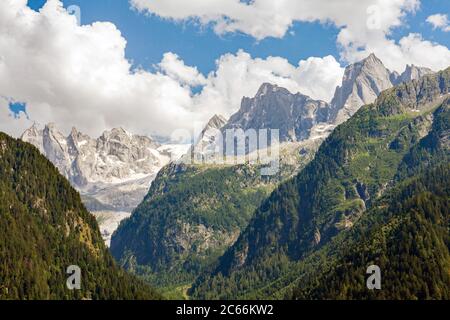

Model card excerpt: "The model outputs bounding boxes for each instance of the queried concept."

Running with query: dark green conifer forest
[0,132,161,300]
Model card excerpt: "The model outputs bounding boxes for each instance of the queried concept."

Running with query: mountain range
[21,124,189,245]
[191,67,449,299]
[9,52,448,300]
[329,55,433,125]
[110,54,443,298]
[220,54,432,150]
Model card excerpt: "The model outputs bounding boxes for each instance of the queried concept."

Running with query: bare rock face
[391,64,434,85]
[189,54,434,160]
[204,114,228,133]
[21,123,44,153]
[329,54,393,124]
[189,114,228,161]
[329,55,435,126]
[169,221,240,256]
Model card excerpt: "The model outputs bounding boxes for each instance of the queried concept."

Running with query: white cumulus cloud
[0,0,198,138]
[158,52,207,87]
[194,51,344,119]
[0,0,344,139]
[131,0,450,72]
[426,13,450,32]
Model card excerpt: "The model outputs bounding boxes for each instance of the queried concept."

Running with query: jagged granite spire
[21,122,44,153]
[391,64,434,85]
[329,53,393,124]
[203,114,227,134]
[187,114,228,161]
[223,83,329,143]
[329,54,435,125]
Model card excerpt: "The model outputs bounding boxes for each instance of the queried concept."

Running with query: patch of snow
[92,211,132,247]
[148,148,162,158]
[158,144,191,161]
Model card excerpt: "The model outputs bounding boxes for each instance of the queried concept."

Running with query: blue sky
[8,102,26,118]
[3,1,449,138]
[27,0,449,75]
[27,0,339,74]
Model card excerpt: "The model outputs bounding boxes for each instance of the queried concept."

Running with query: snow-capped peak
[21,123,185,212]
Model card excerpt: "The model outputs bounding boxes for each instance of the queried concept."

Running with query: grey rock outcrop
[329,55,435,125]
[329,53,393,124]
[391,64,434,85]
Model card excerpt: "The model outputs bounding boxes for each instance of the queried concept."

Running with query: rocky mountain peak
[187,114,227,162]
[329,53,393,124]
[70,126,78,137]
[343,53,385,79]
[21,123,183,213]
[27,122,40,132]
[255,83,288,97]
[44,123,66,139]
[204,114,227,132]
[223,83,329,144]
[101,127,130,142]
[328,53,436,126]
[41,124,72,173]
[192,55,435,156]
[45,122,57,130]
[405,64,433,77]
[21,122,44,153]
[375,68,449,116]
[364,52,382,64]
[21,122,40,139]
[392,64,434,85]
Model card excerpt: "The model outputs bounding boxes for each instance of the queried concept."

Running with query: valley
[1,0,449,303]
[3,52,448,301]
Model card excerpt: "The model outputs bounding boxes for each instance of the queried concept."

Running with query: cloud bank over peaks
[192,51,344,119]
[0,0,344,139]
